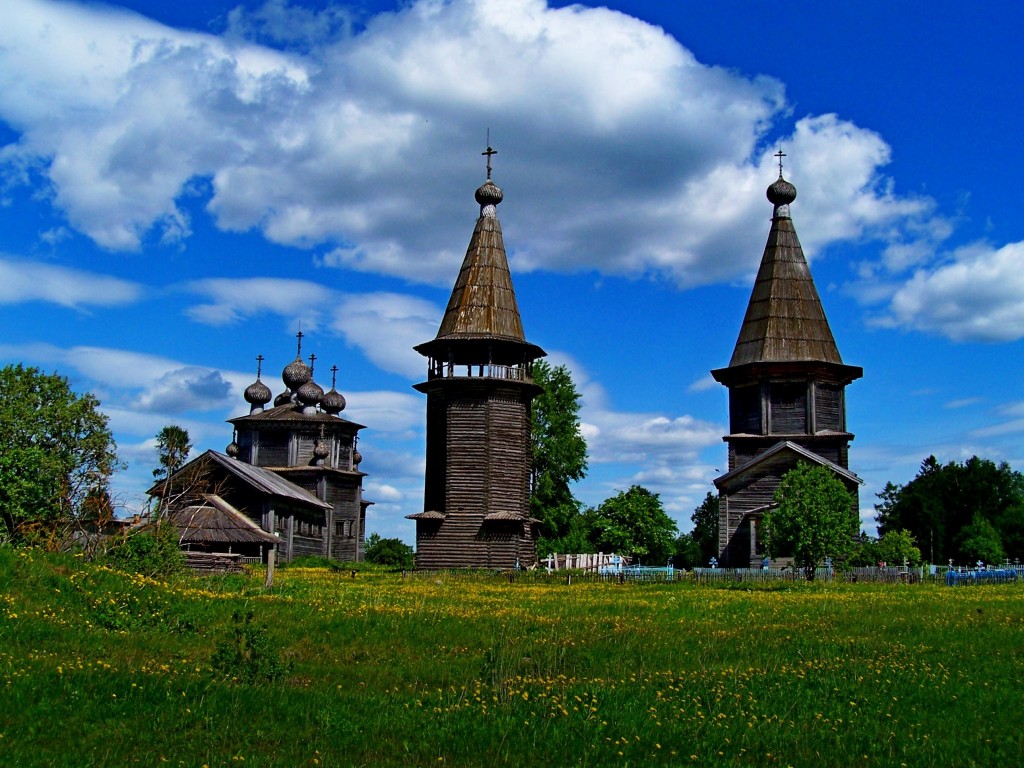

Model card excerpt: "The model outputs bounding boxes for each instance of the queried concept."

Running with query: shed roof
[168,495,279,546]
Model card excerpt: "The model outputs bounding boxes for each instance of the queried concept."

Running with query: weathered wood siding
[729,385,762,435]
[415,377,537,569]
[769,381,807,433]
[815,383,843,432]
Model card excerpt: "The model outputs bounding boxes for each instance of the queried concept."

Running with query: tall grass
[1,548,1021,767]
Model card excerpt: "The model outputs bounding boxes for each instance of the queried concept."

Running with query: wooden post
[264,547,275,588]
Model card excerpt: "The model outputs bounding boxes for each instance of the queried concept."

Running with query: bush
[364,533,414,568]
[104,522,185,577]
[211,610,291,684]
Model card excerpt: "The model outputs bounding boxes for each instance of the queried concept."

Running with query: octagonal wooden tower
[409,155,545,569]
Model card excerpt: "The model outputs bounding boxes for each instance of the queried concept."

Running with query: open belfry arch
[408,145,545,569]
[711,153,863,566]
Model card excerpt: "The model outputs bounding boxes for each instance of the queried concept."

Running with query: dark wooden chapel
[711,156,863,566]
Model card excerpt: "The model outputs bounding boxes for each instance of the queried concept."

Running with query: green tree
[530,360,588,551]
[689,492,719,564]
[875,529,922,567]
[0,365,120,546]
[672,532,702,569]
[955,515,1005,565]
[589,485,678,564]
[153,425,191,480]
[364,533,415,568]
[763,463,858,580]
[876,455,1024,562]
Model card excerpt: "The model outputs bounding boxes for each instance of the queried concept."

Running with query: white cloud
[0,0,942,291]
[184,277,335,326]
[184,278,440,378]
[0,256,142,307]
[876,241,1024,342]
[332,292,440,379]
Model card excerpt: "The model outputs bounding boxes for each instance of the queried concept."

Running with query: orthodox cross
[330,364,339,389]
[255,354,264,380]
[482,131,497,179]
[774,148,786,178]
[308,353,317,373]
[295,329,304,356]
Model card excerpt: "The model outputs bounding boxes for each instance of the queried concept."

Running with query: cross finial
[308,353,317,373]
[330,364,339,389]
[256,354,265,379]
[775,148,786,178]
[295,329,304,356]
[482,129,497,179]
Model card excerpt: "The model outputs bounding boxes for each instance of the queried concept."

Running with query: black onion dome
[767,176,797,206]
[274,390,292,407]
[226,440,240,458]
[296,378,324,408]
[321,388,346,415]
[244,379,272,407]
[313,438,330,462]
[282,356,312,390]
[475,179,503,208]
[353,450,362,467]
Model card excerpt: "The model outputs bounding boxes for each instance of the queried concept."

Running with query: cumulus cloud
[0,0,941,290]
[0,256,142,308]
[874,241,1024,342]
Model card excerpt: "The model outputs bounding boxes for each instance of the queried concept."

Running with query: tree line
[3,362,1023,574]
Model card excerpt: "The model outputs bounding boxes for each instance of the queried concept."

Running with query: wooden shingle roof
[728,184,844,367]
[168,495,280,546]
[416,177,544,364]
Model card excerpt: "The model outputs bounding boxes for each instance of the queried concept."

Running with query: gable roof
[714,440,863,490]
[149,450,331,512]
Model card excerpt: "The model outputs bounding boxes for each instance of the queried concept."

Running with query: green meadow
[1,549,1021,767]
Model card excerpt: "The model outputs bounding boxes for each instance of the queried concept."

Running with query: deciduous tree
[763,463,857,580]
[0,364,120,546]
[364,533,415,569]
[530,360,588,553]
[590,485,677,564]
[875,455,1024,562]
[689,492,719,564]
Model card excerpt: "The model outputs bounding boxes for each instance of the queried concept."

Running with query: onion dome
[296,378,323,412]
[767,176,797,207]
[353,449,362,467]
[274,389,293,407]
[321,388,346,415]
[475,178,503,208]
[244,355,272,414]
[766,148,797,217]
[321,365,346,415]
[226,430,240,458]
[282,356,312,391]
[282,330,313,391]
[313,436,330,466]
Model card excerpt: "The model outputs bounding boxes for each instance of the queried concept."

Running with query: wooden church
[407,149,545,569]
[151,336,370,563]
[711,156,863,566]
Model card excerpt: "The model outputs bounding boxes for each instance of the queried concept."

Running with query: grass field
[1,548,1021,767]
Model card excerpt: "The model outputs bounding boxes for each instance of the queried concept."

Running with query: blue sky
[3,0,1023,544]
